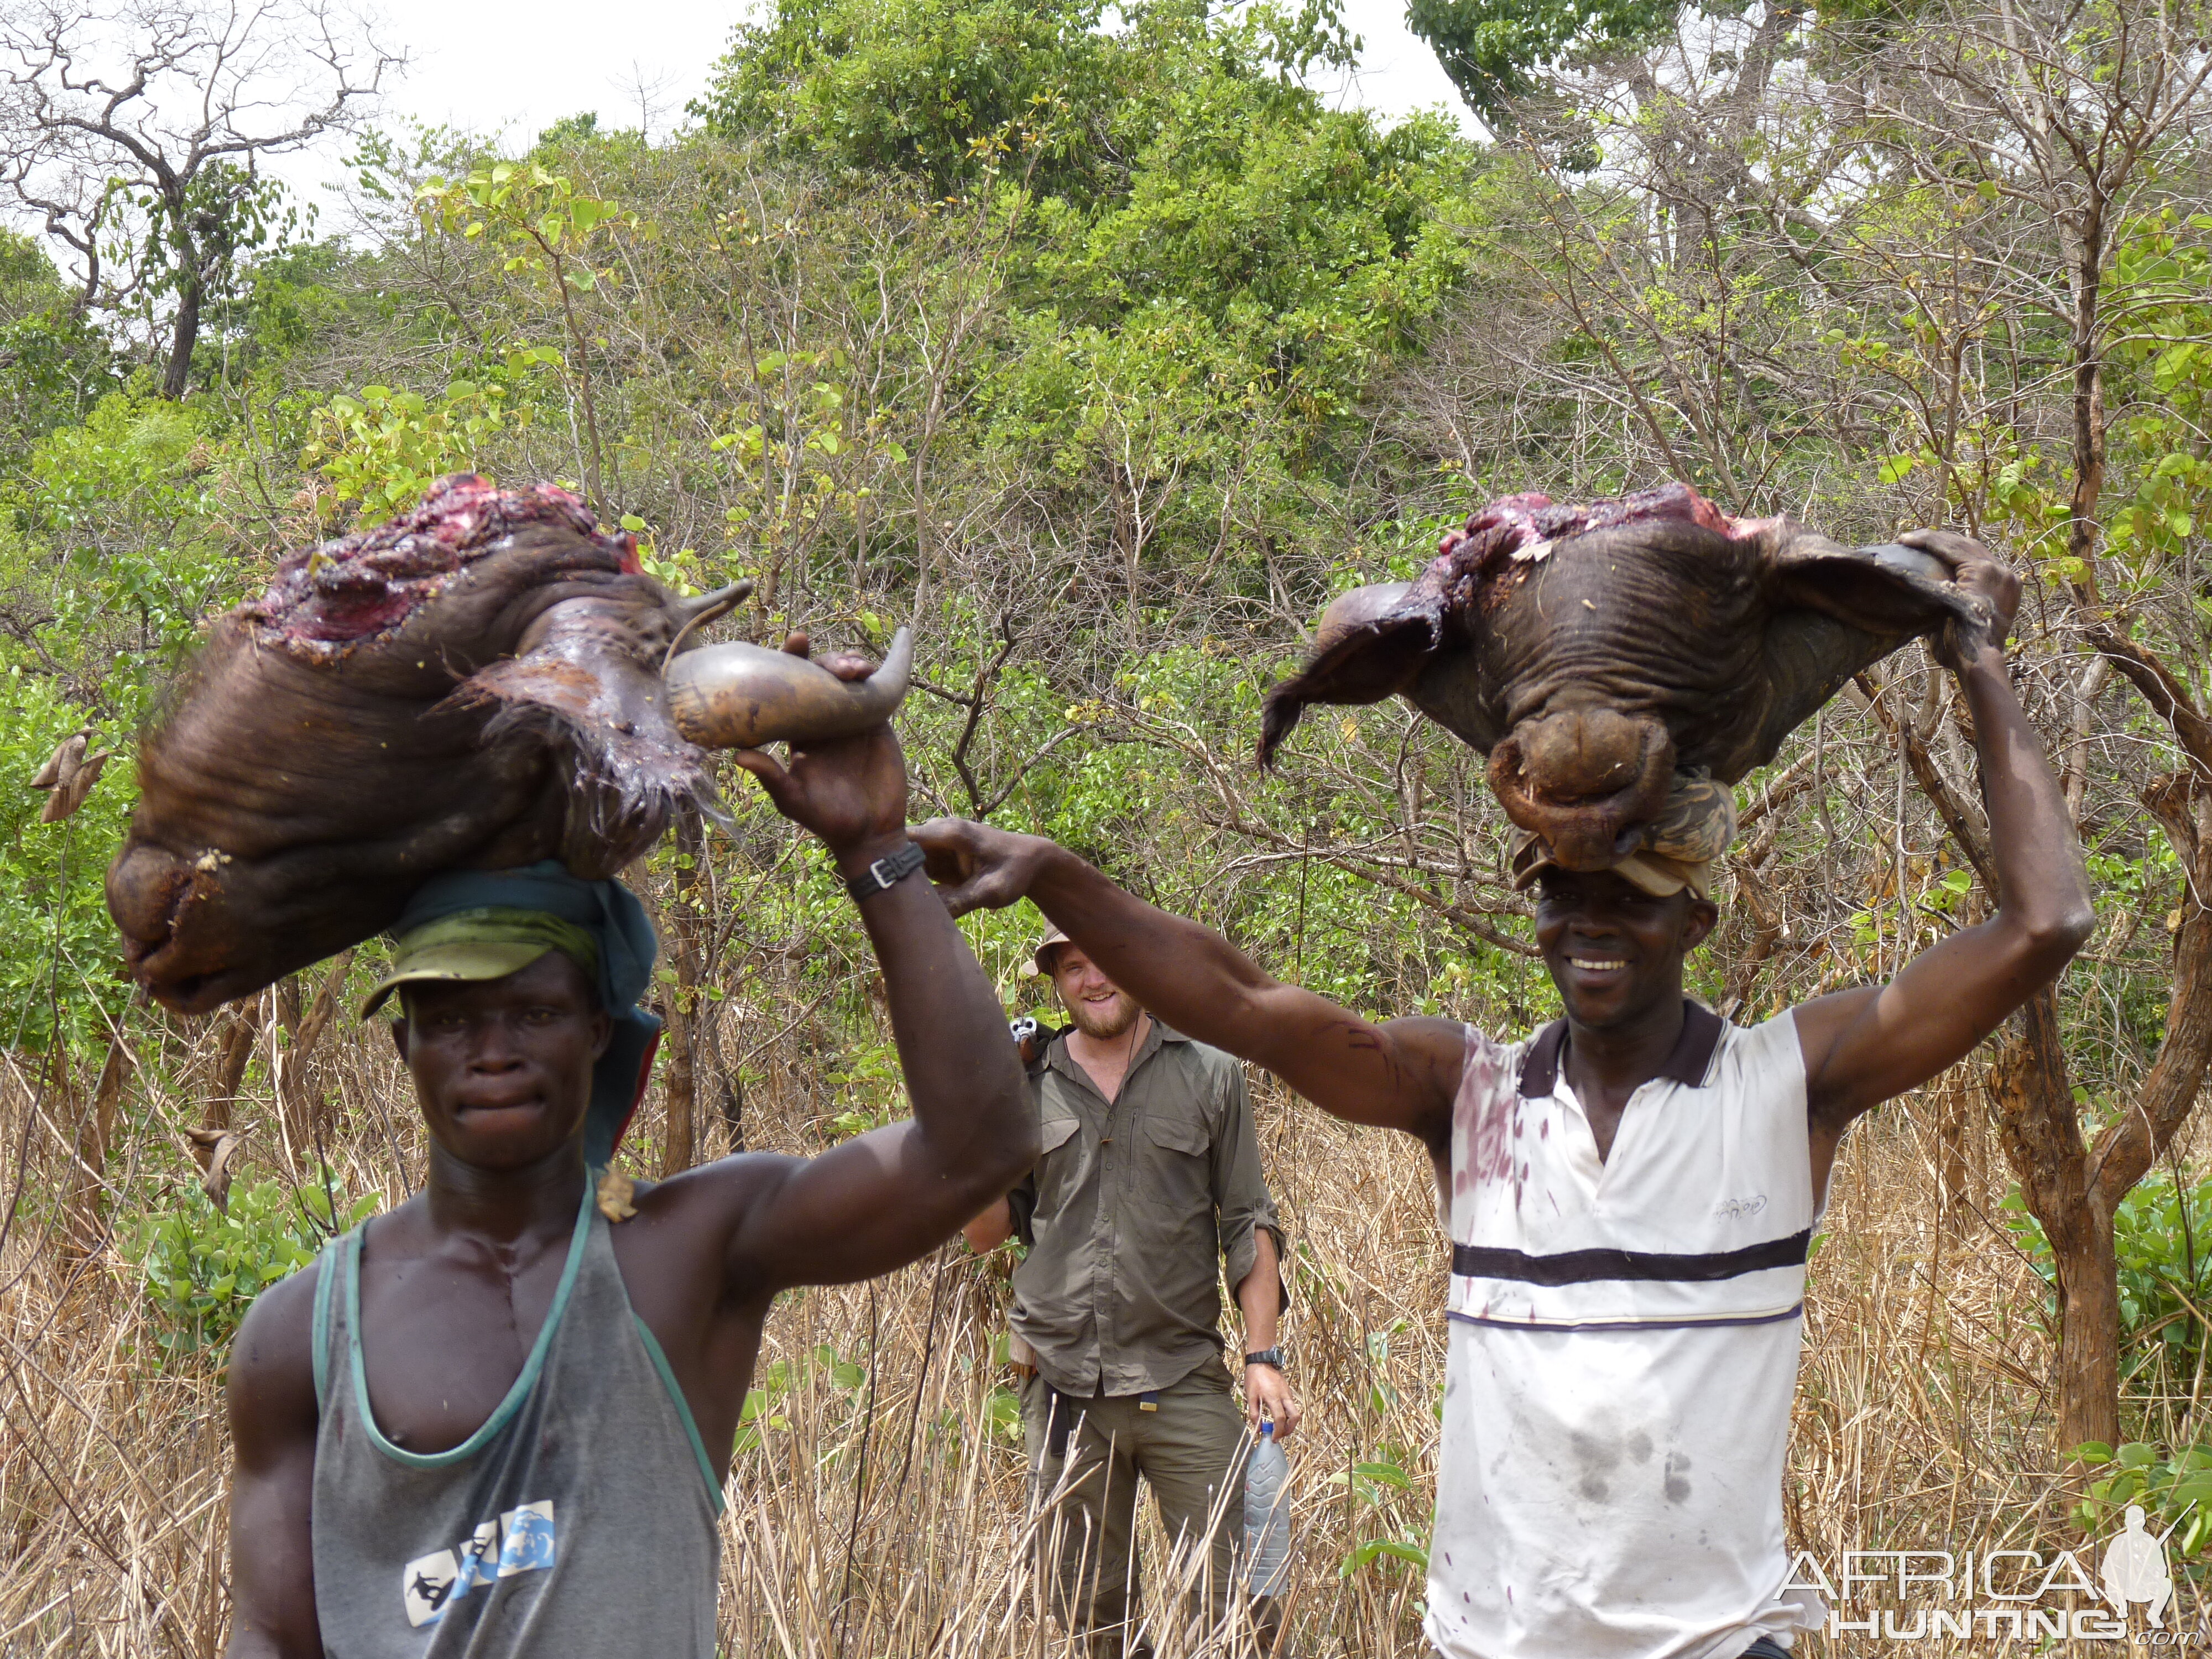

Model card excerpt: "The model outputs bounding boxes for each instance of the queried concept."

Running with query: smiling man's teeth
[1569,958,1627,971]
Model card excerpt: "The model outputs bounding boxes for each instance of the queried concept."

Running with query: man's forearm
[1235,1227,1282,1350]
[1234,1227,1299,1433]
[1026,846,1284,1061]
[919,815,1464,1138]
[1958,646,2094,946]
[844,843,1034,1192]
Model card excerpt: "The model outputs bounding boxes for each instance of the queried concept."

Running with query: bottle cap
[1260,1421,1274,1437]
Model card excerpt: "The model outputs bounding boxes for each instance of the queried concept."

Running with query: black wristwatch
[1244,1348,1286,1371]
[844,841,926,904]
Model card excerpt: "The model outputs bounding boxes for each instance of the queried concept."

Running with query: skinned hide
[108,475,904,1014]
[1259,484,1996,869]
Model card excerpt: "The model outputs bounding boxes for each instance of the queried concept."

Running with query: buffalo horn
[661,578,757,668]
[663,627,914,749]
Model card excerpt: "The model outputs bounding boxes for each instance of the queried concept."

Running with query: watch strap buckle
[844,839,926,903]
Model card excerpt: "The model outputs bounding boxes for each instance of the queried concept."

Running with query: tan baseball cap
[359,908,601,1017]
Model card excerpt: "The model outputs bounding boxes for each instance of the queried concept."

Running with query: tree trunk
[2047,772,2212,1455]
[720,1062,745,1151]
[1987,987,2120,1455]
[2064,203,2107,602]
[208,1000,262,1131]
[660,814,708,1178]
[161,265,202,400]
[2048,1186,2123,1455]
[661,994,696,1178]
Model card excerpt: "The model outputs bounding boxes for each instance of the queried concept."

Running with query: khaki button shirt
[1008,1021,1282,1399]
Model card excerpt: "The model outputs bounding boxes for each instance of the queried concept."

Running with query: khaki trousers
[1024,1360,1248,1658]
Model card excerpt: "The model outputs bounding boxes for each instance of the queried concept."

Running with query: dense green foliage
[2,0,2210,1477]
[0,664,135,1052]
[1405,0,1673,129]
[2009,1175,2212,1395]
[701,0,1475,597]
[2077,1442,2212,1558]
[0,231,115,467]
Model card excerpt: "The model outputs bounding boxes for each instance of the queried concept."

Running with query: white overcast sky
[269,0,1466,209]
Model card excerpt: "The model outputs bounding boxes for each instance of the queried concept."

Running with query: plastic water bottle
[1244,1421,1292,1597]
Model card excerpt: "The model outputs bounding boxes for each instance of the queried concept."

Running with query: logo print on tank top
[402,1500,558,1626]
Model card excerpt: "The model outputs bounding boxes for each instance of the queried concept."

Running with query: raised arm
[225,1270,322,1658]
[718,650,1035,1294]
[1793,534,2094,1153]
[912,821,1465,1149]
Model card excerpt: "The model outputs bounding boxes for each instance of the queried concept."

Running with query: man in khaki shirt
[967,927,1297,1658]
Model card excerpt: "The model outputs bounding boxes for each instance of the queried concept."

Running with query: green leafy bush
[983,1381,1023,1443]
[0,667,135,1054]
[1332,1449,1426,1578]
[732,1341,869,1454]
[125,1177,378,1364]
[2006,1174,2212,1390]
[2075,1442,2212,1559]
[302,372,534,524]
[5,384,242,718]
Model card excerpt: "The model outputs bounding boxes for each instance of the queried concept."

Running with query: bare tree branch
[0,0,400,394]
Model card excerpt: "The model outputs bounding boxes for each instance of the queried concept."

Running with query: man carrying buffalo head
[221,655,1036,1658]
[917,535,2091,1659]
[967,926,1295,1657]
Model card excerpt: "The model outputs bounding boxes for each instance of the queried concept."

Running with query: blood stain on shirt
[1455,1035,1516,1186]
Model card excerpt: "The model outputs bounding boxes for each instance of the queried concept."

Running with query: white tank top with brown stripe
[1424,1005,1827,1659]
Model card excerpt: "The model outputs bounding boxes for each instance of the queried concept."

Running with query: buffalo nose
[1488,708,1676,872]
[1517,708,1655,798]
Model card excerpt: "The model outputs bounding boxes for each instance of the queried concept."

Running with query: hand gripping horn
[662,623,915,749]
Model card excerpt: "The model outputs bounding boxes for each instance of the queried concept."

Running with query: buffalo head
[1260,484,1996,868]
[109,474,910,1013]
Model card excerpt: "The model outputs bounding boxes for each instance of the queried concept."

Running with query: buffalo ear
[443,593,714,875]
[1769,531,1987,637]
[1739,531,1995,774]
[1258,582,1434,766]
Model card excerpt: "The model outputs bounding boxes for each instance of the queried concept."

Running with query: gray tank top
[309,1177,723,1656]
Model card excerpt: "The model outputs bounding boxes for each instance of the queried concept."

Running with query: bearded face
[1049,945,1141,1040]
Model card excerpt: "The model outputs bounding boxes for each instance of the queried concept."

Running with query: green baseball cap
[359,907,602,1018]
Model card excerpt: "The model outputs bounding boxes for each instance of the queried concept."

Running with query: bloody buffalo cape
[1259,484,1996,870]
[108,476,723,1013]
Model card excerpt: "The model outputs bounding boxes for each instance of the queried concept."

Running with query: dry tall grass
[0,989,2188,1656]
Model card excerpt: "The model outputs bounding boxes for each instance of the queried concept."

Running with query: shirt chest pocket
[1032,1110,1084,1210]
[1039,1112,1081,1157]
[1135,1110,1212,1215]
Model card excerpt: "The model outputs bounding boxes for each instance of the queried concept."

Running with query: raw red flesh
[242,474,643,661]
[1431,482,1748,594]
